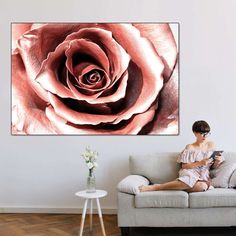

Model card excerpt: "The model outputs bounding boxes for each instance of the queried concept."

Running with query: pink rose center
[86,70,101,83]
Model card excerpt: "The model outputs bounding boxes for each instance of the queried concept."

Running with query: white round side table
[75,190,107,236]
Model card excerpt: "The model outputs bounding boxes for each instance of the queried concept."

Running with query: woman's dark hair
[192,120,210,133]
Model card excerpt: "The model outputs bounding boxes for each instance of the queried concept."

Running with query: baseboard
[0,207,117,214]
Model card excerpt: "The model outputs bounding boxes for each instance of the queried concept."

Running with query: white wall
[0,0,236,213]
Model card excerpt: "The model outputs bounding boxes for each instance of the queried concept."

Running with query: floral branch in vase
[81,146,98,192]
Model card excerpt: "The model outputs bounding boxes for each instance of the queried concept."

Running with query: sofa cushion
[135,190,189,208]
[189,188,236,208]
[210,158,236,188]
[129,153,180,184]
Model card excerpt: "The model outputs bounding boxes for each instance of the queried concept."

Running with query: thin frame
[11,22,179,136]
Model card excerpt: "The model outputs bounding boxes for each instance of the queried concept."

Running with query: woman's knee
[194,182,208,192]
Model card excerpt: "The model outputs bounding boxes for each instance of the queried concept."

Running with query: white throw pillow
[117,175,149,195]
[211,162,236,188]
[229,170,236,188]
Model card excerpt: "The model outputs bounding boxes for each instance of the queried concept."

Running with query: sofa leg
[120,227,130,236]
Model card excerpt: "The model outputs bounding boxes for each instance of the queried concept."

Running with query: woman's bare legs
[186,181,208,192]
[139,180,189,192]
[139,181,209,192]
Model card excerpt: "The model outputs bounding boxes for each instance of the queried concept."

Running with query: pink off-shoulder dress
[177,149,214,188]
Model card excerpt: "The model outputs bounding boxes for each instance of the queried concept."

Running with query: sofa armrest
[229,169,236,188]
[117,175,149,195]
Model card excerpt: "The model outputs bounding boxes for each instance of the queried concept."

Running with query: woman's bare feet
[139,184,160,192]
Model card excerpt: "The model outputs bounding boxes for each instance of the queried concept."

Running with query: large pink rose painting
[12,23,179,135]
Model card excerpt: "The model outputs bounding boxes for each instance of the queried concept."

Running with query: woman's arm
[182,157,213,169]
[182,162,201,169]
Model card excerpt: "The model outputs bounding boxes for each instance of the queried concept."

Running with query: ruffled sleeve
[177,149,197,163]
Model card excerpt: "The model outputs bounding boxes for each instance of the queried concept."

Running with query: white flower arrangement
[81,146,98,170]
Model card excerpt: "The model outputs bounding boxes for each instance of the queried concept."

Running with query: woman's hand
[199,157,214,166]
[215,155,224,163]
[211,155,225,169]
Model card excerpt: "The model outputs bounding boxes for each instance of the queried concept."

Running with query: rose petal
[12,106,60,134]
[133,23,178,80]
[65,27,130,82]
[12,53,46,110]
[149,61,179,134]
[50,24,163,125]
[97,70,129,102]
[12,23,32,51]
[12,53,58,134]
[58,99,113,115]
[35,30,125,100]
[66,72,104,99]
[30,24,47,30]
[35,41,75,99]
[17,24,86,78]
[79,72,105,89]
[74,63,100,79]
[76,65,108,89]
[69,63,109,91]
[73,75,109,94]
[65,39,110,77]
[104,24,164,124]
[46,104,156,134]
[67,70,128,104]
[48,93,117,125]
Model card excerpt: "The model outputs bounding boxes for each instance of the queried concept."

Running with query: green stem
[89,168,93,177]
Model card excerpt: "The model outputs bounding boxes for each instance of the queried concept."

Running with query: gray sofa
[117,152,236,236]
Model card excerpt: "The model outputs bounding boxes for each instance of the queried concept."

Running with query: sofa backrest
[129,152,181,184]
[129,152,236,184]
[223,152,236,162]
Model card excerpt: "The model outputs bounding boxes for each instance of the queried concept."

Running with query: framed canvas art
[11,23,179,135]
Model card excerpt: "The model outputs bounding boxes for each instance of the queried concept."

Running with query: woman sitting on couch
[139,120,224,193]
